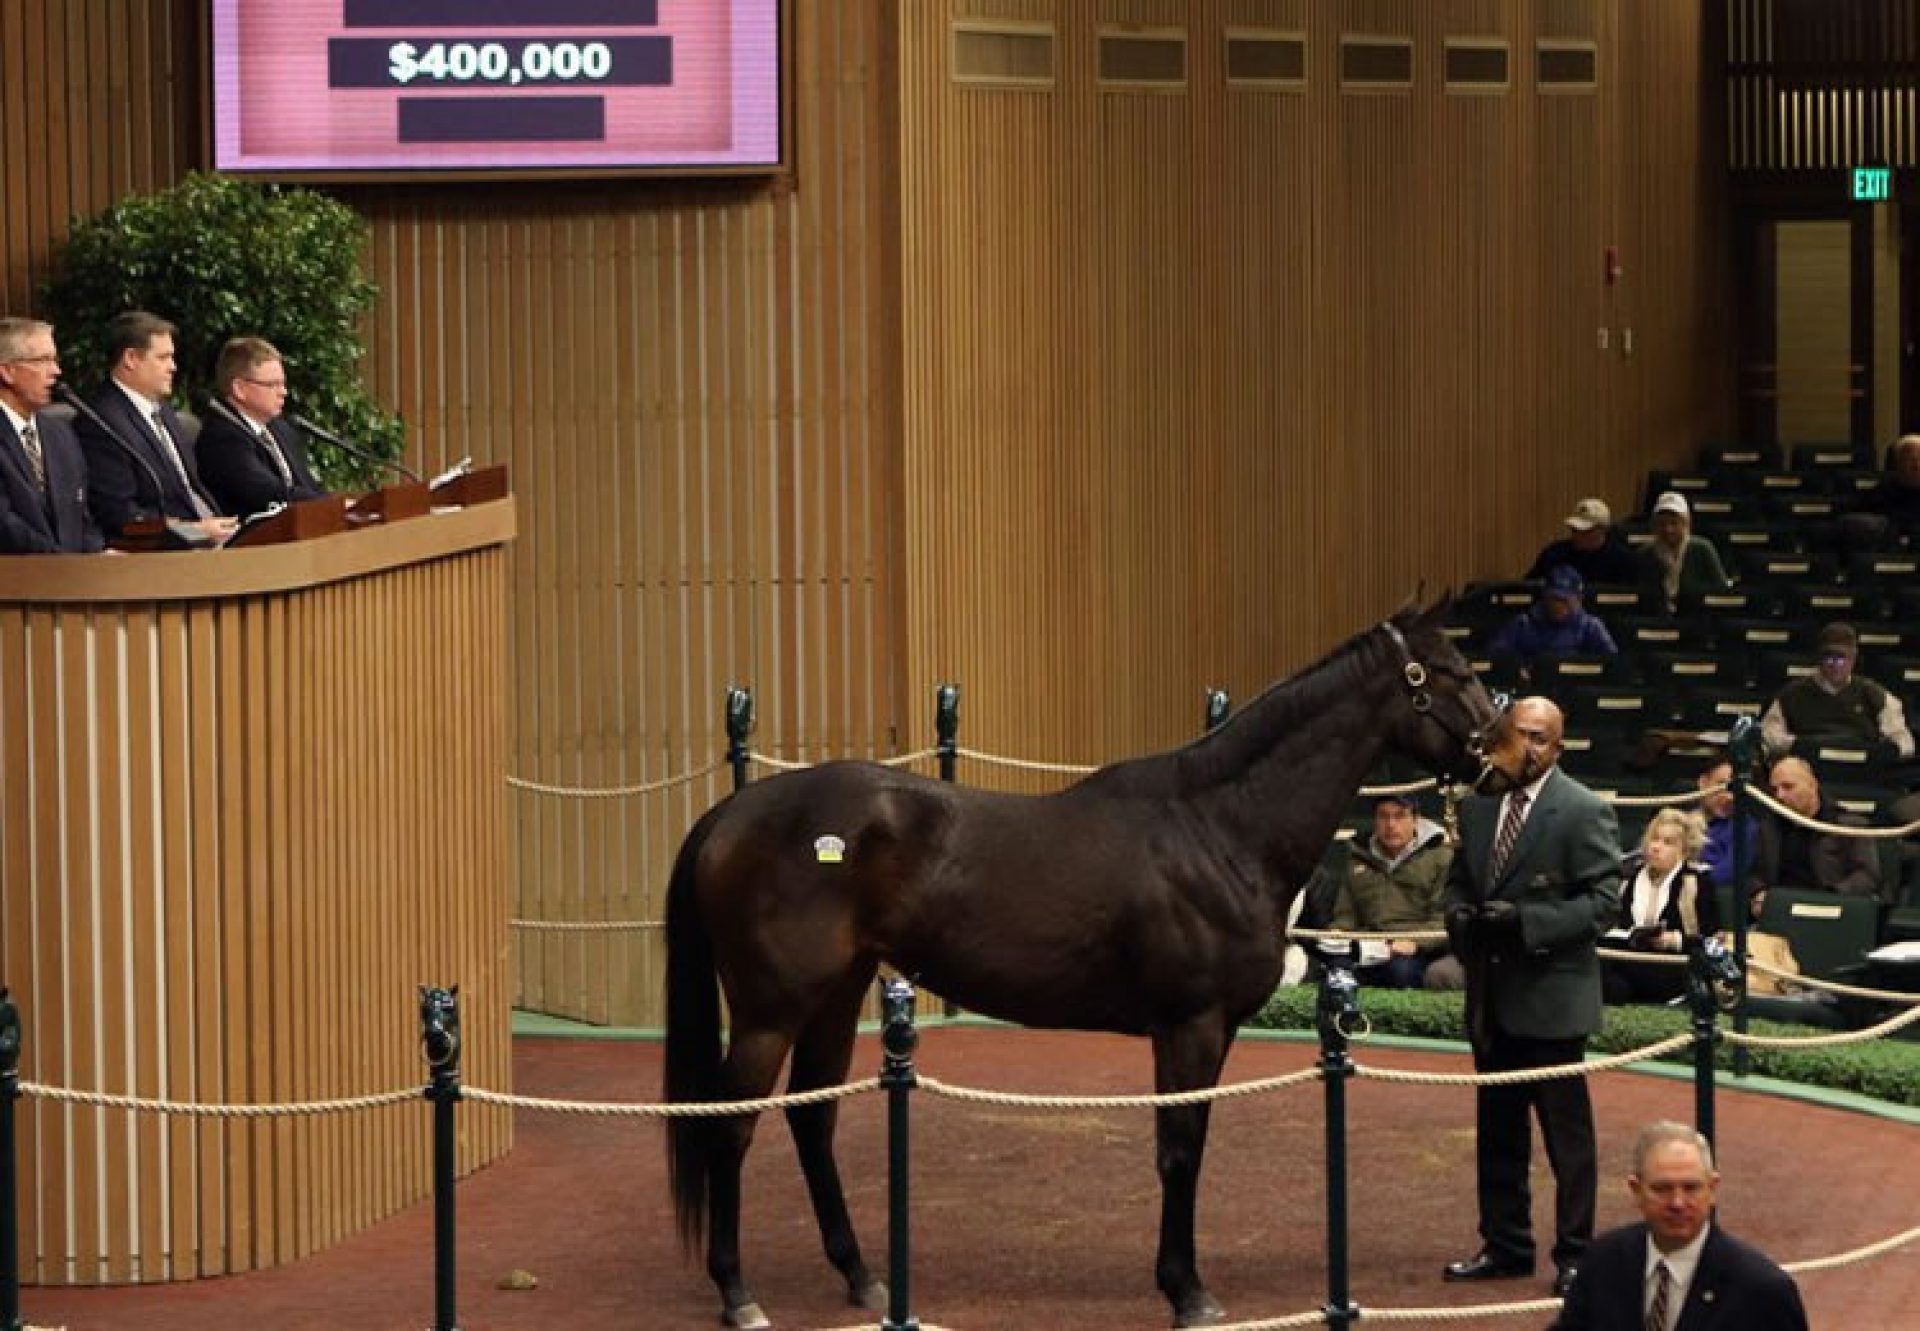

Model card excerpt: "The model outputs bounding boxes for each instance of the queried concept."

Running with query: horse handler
[1440,696,1621,1299]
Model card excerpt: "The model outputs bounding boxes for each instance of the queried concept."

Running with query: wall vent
[1225,28,1306,90]
[1444,39,1509,94]
[1098,27,1187,90]
[953,20,1055,88]
[1537,40,1598,93]
[1340,35,1413,92]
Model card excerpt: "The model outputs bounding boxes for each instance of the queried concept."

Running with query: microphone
[52,383,212,549]
[284,410,422,484]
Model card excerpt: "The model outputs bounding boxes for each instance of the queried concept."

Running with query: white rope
[1608,785,1715,809]
[1356,1034,1695,1087]
[1781,1223,1920,1274]
[748,752,812,772]
[1745,958,1920,1004]
[916,1066,1323,1112]
[510,917,664,932]
[505,758,725,798]
[21,1083,420,1118]
[1743,784,1920,839]
[1343,1295,1566,1322]
[461,1079,880,1117]
[749,747,942,773]
[1724,997,1920,1048]
[953,746,1097,776]
[1358,776,1440,798]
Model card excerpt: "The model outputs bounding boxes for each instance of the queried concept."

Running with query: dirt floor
[20,1026,1919,1330]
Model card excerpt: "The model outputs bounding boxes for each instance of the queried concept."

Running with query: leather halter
[1378,620,1505,775]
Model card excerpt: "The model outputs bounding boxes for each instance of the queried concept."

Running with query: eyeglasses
[4,354,59,367]
[1820,652,1852,665]
[242,377,288,391]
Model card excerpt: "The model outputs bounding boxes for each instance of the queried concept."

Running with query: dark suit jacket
[1554,1222,1808,1330]
[1752,800,1881,904]
[194,401,327,516]
[1444,767,1622,1042]
[75,385,223,533]
[0,411,105,554]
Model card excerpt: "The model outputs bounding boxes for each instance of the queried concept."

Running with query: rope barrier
[1355,1034,1695,1087]
[1743,784,1920,839]
[1724,997,1920,1049]
[1745,958,1920,1004]
[916,1067,1324,1112]
[953,746,1097,776]
[504,758,726,798]
[1781,1223,1920,1274]
[510,918,664,932]
[20,1083,419,1117]
[461,1079,879,1117]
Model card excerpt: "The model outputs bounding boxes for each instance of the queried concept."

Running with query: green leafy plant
[1254,984,1920,1106]
[41,171,402,488]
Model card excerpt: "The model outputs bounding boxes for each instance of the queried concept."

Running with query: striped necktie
[1488,789,1529,881]
[258,424,294,485]
[1645,1259,1670,1331]
[149,408,215,519]
[18,420,45,491]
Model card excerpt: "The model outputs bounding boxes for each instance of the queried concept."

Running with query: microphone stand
[52,384,212,551]
[279,406,422,485]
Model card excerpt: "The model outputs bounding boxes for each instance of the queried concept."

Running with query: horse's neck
[1185,655,1397,895]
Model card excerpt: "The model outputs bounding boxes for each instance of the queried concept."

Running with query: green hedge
[1252,985,1920,1108]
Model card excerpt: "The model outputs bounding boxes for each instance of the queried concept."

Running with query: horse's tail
[663,802,726,1256]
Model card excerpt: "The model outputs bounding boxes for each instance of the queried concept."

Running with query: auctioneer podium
[0,477,515,1284]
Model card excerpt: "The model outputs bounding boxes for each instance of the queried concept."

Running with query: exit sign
[1853,166,1891,201]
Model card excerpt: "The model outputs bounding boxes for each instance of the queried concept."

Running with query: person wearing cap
[1759,622,1914,769]
[1485,565,1619,675]
[1326,792,1459,990]
[1524,496,1639,588]
[1633,490,1729,612]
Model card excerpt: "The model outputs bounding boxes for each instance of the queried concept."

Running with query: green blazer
[1445,768,1622,1041]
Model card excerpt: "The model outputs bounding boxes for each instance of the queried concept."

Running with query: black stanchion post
[1683,938,1736,1150]
[0,989,22,1331]
[1726,716,1760,1080]
[420,985,464,1331]
[935,685,959,784]
[879,978,920,1331]
[1202,688,1230,734]
[725,687,754,792]
[1315,954,1362,1330]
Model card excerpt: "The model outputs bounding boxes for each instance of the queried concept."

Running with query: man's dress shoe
[1442,1251,1535,1282]
[1552,1264,1579,1297]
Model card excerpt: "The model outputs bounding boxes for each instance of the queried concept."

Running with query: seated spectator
[1835,433,1920,552]
[1695,757,1756,893]
[1326,793,1459,990]
[1759,621,1914,769]
[1602,808,1718,1006]
[1484,566,1619,675]
[1525,496,1640,587]
[1634,491,1730,612]
[1748,755,1881,920]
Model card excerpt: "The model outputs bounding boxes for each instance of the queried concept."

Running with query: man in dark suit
[75,310,236,544]
[195,336,328,516]
[1441,695,1621,1298]
[0,316,105,554]
[1554,1121,1808,1330]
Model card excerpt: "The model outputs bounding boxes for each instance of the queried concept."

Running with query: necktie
[1645,1259,1671,1331]
[258,425,294,486]
[149,408,215,519]
[1488,789,1530,882]
[18,420,45,491]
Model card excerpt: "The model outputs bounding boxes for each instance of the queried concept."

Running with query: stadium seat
[1845,551,1920,585]
[1756,888,1878,982]
[1639,649,1748,693]
[1698,440,1782,472]
[1763,492,1842,524]
[1687,493,1763,524]
[1706,519,1803,554]
[1672,688,1768,732]
[1736,550,1840,585]
[1789,441,1875,471]
[1677,586,1782,619]
[1532,654,1628,695]
[1777,582,1882,622]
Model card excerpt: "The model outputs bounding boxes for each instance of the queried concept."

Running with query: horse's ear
[1409,587,1457,630]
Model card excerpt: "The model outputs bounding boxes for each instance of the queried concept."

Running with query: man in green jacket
[1328,793,1458,989]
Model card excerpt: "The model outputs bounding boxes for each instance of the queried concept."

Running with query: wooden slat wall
[0,541,511,1284]
[899,0,1732,782]
[0,1,1729,1032]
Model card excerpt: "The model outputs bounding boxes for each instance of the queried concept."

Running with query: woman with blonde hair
[1603,806,1719,1005]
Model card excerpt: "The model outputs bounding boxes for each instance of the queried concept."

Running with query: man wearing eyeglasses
[0,316,105,554]
[75,310,237,544]
[196,336,328,516]
[1759,621,1913,772]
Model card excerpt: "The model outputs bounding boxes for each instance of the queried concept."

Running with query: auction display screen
[209,0,782,175]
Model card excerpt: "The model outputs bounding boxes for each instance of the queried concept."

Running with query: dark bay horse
[664,598,1515,1328]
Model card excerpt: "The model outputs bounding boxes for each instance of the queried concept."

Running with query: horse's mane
[1072,617,1397,800]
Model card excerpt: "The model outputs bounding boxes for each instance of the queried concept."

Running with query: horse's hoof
[721,1301,771,1330]
[849,1278,888,1312]
[1171,1292,1226,1328]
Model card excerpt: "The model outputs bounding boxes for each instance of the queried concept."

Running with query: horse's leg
[784,963,886,1310]
[1151,1016,1233,1328]
[707,1027,793,1330]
